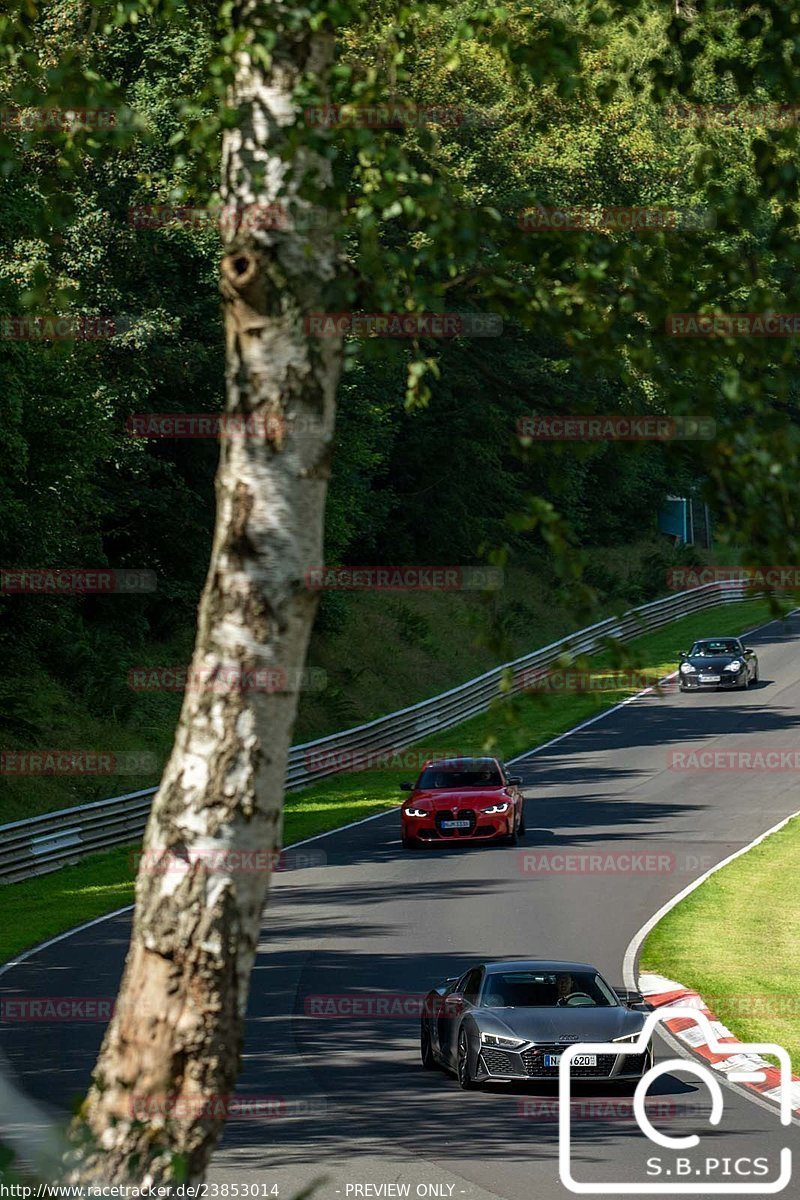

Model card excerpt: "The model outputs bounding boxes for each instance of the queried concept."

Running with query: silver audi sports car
[420,958,653,1089]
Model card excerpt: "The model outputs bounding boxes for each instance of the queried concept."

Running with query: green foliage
[0,0,798,803]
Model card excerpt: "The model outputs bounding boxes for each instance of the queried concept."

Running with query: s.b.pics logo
[558,1007,794,1194]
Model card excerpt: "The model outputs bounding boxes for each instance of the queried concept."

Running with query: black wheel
[518,805,526,837]
[506,821,519,846]
[402,835,419,850]
[739,672,749,691]
[753,665,760,685]
[420,1022,437,1070]
[457,1028,475,1090]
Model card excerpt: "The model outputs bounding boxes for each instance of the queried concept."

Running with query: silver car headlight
[481,1032,525,1049]
[724,660,742,671]
[680,662,696,675]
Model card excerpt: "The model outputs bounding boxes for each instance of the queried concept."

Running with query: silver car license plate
[699,674,721,682]
[544,1053,597,1068]
[441,819,470,829]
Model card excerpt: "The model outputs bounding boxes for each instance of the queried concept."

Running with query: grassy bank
[0,540,705,825]
[640,813,800,1070]
[0,596,778,965]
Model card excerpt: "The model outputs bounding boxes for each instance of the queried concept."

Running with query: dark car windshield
[416,766,502,789]
[479,971,619,1008]
[689,640,741,657]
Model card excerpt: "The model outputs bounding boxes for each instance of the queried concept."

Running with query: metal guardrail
[0,580,760,882]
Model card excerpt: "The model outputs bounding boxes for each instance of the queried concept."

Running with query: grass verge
[640,813,800,1071]
[0,596,780,966]
[0,542,709,824]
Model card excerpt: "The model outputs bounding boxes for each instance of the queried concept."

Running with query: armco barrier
[0,580,765,882]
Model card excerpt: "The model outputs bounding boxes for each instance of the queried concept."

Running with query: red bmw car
[399,756,525,849]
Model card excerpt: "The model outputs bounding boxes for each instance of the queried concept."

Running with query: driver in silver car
[556,973,574,1005]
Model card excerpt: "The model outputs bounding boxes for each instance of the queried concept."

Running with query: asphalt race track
[2,612,800,1200]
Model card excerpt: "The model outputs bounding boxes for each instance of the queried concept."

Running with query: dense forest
[1,0,798,756]
[4,0,800,1186]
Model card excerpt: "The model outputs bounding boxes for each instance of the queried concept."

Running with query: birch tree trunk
[67,3,341,1185]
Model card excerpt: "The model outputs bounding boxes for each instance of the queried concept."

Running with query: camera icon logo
[558,1006,793,1194]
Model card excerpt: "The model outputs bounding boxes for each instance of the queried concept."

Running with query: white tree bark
[66,3,341,1184]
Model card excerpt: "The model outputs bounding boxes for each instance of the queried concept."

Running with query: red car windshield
[416,767,502,789]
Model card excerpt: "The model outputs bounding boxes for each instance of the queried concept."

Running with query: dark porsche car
[399,757,525,849]
[420,959,653,1089]
[678,636,759,691]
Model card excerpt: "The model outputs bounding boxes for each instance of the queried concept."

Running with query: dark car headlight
[481,1032,525,1049]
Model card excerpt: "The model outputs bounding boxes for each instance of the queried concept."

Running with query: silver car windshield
[479,971,620,1008]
